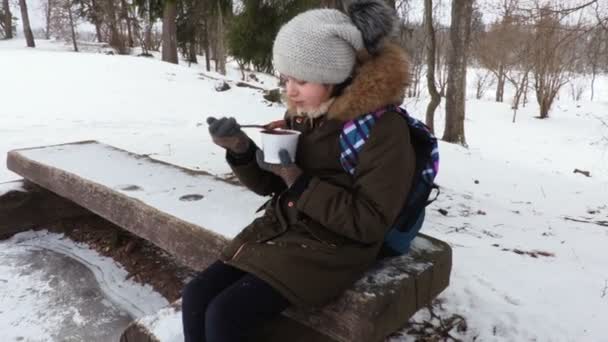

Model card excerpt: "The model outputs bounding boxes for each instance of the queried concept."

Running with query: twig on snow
[563,216,608,227]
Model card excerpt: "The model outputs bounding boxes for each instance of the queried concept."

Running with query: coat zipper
[231,242,247,260]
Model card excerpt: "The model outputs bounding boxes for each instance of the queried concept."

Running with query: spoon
[240,124,271,129]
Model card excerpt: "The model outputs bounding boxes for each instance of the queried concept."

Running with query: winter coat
[218,43,416,308]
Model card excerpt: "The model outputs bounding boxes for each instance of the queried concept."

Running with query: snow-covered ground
[1,38,608,341]
[0,230,168,341]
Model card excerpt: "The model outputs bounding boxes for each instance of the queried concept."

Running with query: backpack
[338,105,440,257]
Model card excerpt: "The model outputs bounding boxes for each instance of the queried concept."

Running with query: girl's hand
[207,117,250,154]
[256,149,302,187]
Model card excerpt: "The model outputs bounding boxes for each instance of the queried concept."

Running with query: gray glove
[207,117,250,154]
[256,149,303,188]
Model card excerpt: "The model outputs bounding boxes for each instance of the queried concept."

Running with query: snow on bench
[7,141,452,342]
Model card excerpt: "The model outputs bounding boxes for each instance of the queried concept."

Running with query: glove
[256,149,303,188]
[207,117,250,154]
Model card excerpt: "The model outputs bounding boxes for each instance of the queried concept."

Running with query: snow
[2,38,608,341]
[139,305,184,342]
[15,141,264,238]
[0,180,26,196]
[0,230,168,341]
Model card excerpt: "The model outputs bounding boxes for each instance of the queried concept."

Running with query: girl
[182,1,415,341]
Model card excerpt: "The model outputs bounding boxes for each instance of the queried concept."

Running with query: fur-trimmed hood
[285,42,411,122]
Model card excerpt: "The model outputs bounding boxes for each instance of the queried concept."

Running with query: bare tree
[443,0,474,146]
[18,0,35,47]
[500,21,534,123]
[474,0,520,103]
[474,69,495,100]
[530,6,582,119]
[424,0,441,134]
[586,27,606,100]
[569,77,586,101]
[505,0,607,117]
[48,0,79,51]
[399,24,423,98]
[507,68,530,123]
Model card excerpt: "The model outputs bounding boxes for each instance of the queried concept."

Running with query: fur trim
[295,97,336,119]
[327,42,410,121]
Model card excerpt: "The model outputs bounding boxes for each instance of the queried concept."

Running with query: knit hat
[272,0,397,84]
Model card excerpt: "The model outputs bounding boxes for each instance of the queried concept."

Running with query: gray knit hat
[273,0,397,84]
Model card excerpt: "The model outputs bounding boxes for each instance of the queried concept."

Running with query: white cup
[260,129,301,164]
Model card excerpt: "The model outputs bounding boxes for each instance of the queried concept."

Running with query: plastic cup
[260,129,301,164]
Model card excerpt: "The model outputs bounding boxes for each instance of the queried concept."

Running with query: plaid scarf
[339,105,439,183]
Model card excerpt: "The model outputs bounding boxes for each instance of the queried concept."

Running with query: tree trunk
[590,65,596,101]
[107,0,123,52]
[424,0,440,134]
[45,0,51,39]
[203,18,211,71]
[510,71,529,123]
[495,64,505,102]
[120,0,133,47]
[540,100,549,119]
[443,0,473,146]
[90,0,103,43]
[143,1,152,52]
[215,0,226,74]
[188,43,197,64]
[18,0,35,47]
[67,2,78,52]
[523,80,529,107]
[2,0,12,39]
[162,0,178,64]
[0,0,13,39]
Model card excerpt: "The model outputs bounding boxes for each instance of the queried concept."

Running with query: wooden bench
[6,140,452,342]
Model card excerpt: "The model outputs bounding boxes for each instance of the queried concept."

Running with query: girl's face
[281,75,334,112]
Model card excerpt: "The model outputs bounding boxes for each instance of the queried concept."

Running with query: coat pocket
[271,230,338,255]
[295,221,340,250]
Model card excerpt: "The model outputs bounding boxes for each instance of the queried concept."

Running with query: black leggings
[181,260,290,342]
